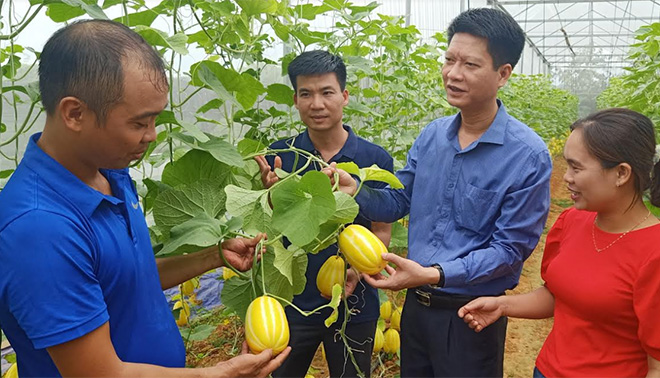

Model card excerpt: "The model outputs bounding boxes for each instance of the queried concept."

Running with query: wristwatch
[428,263,445,289]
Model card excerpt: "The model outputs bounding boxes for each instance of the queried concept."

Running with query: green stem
[354,178,366,197]
[259,238,267,295]
[173,87,203,108]
[266,293,339,317]
[0,4,43,40]
[218,243,249,280]
[0,101,35,147]
[339,267,366,378]
[263,233,284,246]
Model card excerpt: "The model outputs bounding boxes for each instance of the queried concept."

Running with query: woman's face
[563,128,620,211]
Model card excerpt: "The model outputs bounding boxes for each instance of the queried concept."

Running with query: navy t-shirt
[0,133,185,377]
[267,125,393,325]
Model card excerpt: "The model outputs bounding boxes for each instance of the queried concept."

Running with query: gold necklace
[592,211,652,253]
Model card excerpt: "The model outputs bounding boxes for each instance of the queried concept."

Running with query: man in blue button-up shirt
[328,8,552,378]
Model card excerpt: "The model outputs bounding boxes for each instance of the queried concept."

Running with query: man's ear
[497,64,513,88]
[58,96,91,132]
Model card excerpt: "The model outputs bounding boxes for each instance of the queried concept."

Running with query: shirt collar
[297,124,358,161]
[22,133,123,217]
[446,99,508,146]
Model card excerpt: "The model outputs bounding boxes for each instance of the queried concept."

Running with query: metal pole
[405,0,412,27]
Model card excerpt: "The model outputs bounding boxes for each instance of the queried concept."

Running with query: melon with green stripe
[245,296,290,355]
[316,255,346,297]
[338,224,388,275]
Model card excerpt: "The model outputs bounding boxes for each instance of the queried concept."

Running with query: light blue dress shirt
[356,101,552,295]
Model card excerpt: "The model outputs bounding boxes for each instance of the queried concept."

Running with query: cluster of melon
[374,300,401,355]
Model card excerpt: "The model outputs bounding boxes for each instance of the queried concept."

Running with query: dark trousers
[400,290,508,378]
[272,320,377,378]
[533,367,546,378]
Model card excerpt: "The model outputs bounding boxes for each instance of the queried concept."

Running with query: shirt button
[448,183,454,189]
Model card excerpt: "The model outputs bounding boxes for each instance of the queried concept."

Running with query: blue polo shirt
[267,125,393,325]
[0,133,185,377]
[356,101,552,296]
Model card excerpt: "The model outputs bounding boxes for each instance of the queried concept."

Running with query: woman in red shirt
[458,108,660,378]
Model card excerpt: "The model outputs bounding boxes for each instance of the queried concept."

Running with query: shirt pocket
[454,183,499,234]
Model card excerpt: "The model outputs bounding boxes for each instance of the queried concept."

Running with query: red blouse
[536,207,660,377]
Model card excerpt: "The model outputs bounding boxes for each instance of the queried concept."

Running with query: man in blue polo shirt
[0,20,289,377]
[327,8,552,378]
[254,50,393,377]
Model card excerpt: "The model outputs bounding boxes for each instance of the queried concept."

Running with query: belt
[413,288,479,310]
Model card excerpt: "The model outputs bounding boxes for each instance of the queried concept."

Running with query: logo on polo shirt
[132,202,139,210]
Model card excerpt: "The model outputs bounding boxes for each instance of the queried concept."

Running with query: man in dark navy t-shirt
[0,20,289,378]
[255,50,393,378]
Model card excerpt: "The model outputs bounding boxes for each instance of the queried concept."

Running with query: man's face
[293,72,349,133]
[442,33,510,112]
[81,63,168,169]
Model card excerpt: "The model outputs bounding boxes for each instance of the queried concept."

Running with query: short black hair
[39,19,167,125]
[287,50,347,92]
[447,8,525,69]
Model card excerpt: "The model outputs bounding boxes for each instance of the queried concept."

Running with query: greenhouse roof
[490,0,659,73]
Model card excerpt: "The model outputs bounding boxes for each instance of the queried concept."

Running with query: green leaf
[292,4,322,20]
[46,2,85,22]
[390,221,409,249]
[113,9,159,26]
[237,138,268,157]
[362,165,403,189]
[328,192,358,223]
[263,247,307,302]
[336,162,403,189]
[25,81,40,102]
[153,180,226,235]
[197,98,224,114]
[196,64,241,109]
[179,121,210,143]
[271,171,336,246]
[61,0,109,19]
[236,0,278,16]
[161,149,233,188]
[329,283,342,308]
[4,353,16,364]
[377,317,386,331]
[336,162,360,176]
[192,61,265,110]
[272,240,294,285]
[142,178,171,213]
[134,26,188,55]
[157,213,227,256]
[224,185,267,218]
[226,186,273,235]
[323,284,343,327]
[301,221,340,254]
[171,133,245,168]
[187,324,215,341]
[266,83,295,106]
[0,169,14,179]
[221,277,258,320]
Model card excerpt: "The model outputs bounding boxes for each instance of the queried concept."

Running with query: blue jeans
[533,367,547,378]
